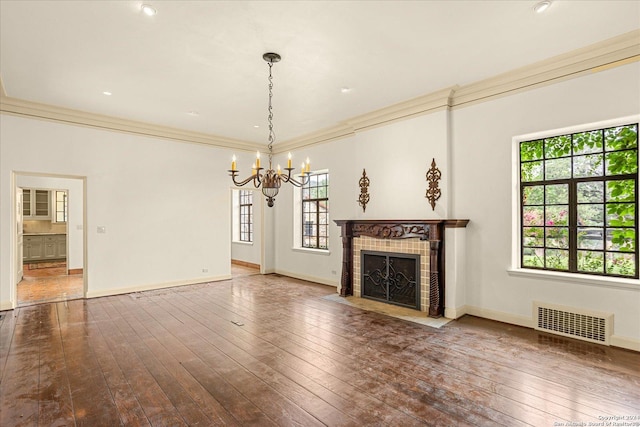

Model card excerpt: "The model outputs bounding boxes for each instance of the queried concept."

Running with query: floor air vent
[533,302,612,345]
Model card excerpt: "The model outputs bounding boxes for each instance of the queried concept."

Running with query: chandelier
[229,52,310,207]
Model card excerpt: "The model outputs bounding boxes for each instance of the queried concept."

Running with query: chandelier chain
[267,61,275,165]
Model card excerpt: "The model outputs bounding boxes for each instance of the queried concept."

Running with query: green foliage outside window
[520,123,638,278]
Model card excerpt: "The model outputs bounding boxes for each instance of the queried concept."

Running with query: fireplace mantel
[334,219,469,317]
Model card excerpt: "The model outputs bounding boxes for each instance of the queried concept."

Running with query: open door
[16,187,24,283]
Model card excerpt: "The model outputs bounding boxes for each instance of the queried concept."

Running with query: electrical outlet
[97,226,106,234]
[202,268,208,273]
[331,270,337,275]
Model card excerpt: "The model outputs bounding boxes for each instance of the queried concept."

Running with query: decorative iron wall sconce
[358,169,370,212]
[425,158,441,210]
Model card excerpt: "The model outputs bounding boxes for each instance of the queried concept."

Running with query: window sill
[507,268,640,291]
[292,247,331,256]
[232,240,254,246]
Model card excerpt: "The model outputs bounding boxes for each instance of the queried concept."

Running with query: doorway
[230,187,263,277]
[14,173,86,307]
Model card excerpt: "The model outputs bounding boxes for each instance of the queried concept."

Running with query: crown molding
[0,94,261,152]
[273,86,457,154]
[452,29,640,108]
[345,86,457,132]
[273,123,355,154]
[0,77,6,97]
[1,30,638,153]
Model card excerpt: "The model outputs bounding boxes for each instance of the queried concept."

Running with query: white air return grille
[533,302,612,345]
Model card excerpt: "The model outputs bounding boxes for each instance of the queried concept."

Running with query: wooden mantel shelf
[334,219,469,317]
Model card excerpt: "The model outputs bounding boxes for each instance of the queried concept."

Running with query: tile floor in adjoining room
[18,262,83,307]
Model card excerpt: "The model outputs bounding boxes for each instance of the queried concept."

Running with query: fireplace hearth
[362,251,420,309]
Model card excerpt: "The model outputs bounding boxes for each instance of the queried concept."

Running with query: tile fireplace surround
[334,219,469,318]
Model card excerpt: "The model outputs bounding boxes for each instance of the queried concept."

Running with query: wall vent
[533,302,612,345]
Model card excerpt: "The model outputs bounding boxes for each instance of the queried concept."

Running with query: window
[54,190,67,223]
[520,123,638,278]
[239,190,253,243]
[302,172,329,249]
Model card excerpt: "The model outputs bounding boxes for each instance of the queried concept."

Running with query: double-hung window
[520,123,638,278]
[302,172,329,249]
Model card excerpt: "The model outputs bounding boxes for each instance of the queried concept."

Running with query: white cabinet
[24,236,44,261]
[23,234,66,262]
[22,189,51,219]
[43,236,57,259]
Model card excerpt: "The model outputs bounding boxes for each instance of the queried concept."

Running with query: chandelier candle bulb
[306,157,310,173]
[256,151,261,169]
[301,162,306,175]
[231,155,236,171]
[287,153,292,169]
[277,165,281,175]
[252,164,256,175]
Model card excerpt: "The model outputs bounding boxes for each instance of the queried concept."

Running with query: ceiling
[1,1,639,146]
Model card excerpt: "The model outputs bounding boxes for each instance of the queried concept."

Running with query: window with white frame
[301,171,329,249]
[519,122,638,278]
[54,190,67,223]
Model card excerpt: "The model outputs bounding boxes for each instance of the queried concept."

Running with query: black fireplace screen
[361,250,420,309]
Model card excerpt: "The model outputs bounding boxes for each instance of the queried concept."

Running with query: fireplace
[334,219,469,318]
[362,251,420,309]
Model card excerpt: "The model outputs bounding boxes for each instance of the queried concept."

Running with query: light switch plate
[97,226,106,234]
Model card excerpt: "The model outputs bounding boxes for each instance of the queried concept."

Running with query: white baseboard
[86,275,231,299]
[0,300,14,311]
[611,335,640,352]
[461,305,639,352]
[463,305,535,328]
[444,305,468,319]
[275,269,338,288]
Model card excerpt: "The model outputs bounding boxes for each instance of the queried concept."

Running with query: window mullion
[315,201,320,248]
[568,180,578,272]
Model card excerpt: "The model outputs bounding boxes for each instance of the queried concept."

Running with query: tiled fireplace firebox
[335,220,469,318]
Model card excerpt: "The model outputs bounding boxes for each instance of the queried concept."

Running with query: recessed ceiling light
[141,4,157,16]
[253,125,260,128]
[102,91,112,96]
[341,87,352,94]
[533,0,551,13]
[187,111,199,116]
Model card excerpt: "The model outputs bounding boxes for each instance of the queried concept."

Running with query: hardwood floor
[1,270,638,426]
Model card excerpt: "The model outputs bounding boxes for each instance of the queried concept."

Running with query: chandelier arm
[282,174,310,187]
[230,172,259,187]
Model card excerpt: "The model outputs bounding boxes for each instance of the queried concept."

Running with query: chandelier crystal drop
[229,53,310,207]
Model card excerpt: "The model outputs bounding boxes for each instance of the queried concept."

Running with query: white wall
[1,115,232,308]
[273,111,449,286]
[16,175,84,269]
[451,62,640,346]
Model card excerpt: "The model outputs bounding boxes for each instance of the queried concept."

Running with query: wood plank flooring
[1,269,639,426]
